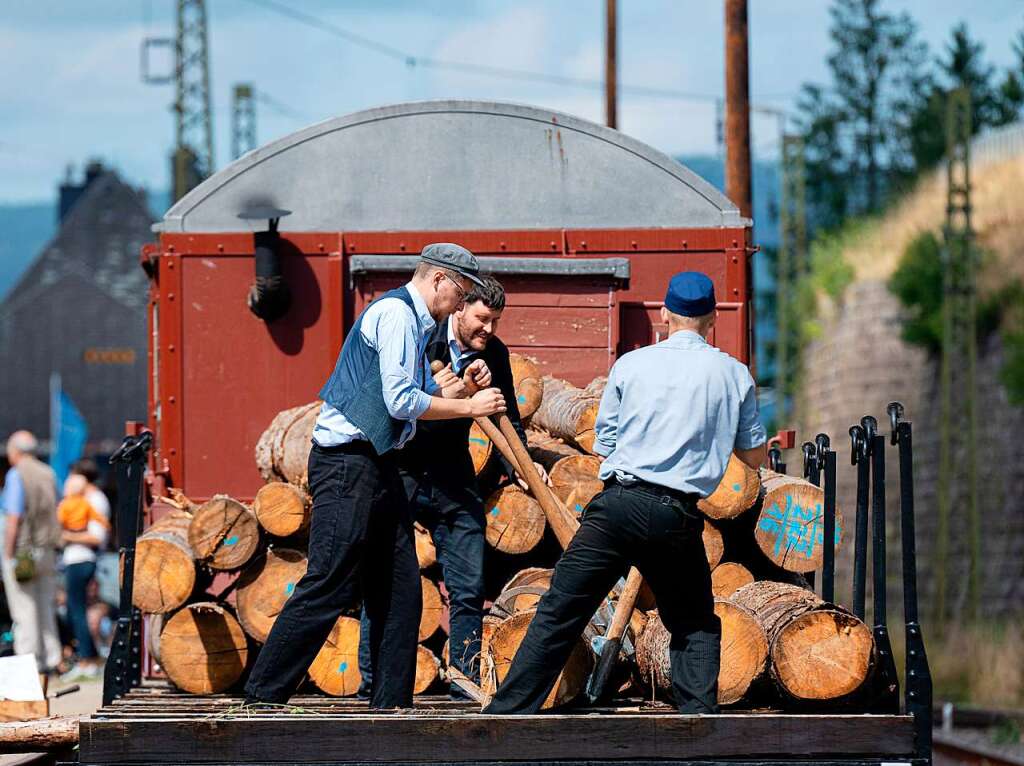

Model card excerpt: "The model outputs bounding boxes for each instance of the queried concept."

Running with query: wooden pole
[605,0,618,129]
[724,0,752,219]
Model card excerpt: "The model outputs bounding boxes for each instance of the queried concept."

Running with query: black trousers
[483,482,721,714]
[244,442,421,708]
[358,474,486,692]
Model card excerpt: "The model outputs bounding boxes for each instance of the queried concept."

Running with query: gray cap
[419,242,484,286]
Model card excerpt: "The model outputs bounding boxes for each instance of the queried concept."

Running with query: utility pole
[232,84,258,160]
[776,134,806,424]
[936,86,979,627]
[724,0,752,220]
[605,0,618,129]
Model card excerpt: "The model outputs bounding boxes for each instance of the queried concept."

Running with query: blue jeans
[65,560,98,660]
[360,475,485,693]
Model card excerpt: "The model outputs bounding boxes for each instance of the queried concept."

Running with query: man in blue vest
[244,243,506,709]
[483,271,766,714]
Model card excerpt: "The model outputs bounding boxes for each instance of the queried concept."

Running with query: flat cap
[419,242,484,286]
[665,271,716,317]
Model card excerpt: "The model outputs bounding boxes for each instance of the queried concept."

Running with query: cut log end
[468,421,493,475]
[698,455,762,519]
[253,482,311,538]
[711,562,754,598]
[414,522,437,569]
[189,495,261,570]
[414,645,440,695]
[755,474,843,573]
[132,513,195,614]
[484,485,546,555]
[158,602,248,694]
[509,354,544,420]
[419,576,443,642]
[235,548,308,643]
[771,609,874,700]
[307,615,362,696]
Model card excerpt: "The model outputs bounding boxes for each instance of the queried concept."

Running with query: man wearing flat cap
[484,271,766,715]
[246,243,507,709]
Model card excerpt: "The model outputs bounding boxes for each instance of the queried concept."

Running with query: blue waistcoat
[317,286,420,455]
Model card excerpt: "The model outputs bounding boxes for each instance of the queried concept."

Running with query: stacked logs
[143,356,873,712]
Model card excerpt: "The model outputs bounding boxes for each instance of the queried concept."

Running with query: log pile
[139,363,869,712]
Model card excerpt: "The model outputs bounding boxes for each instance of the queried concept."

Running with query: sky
[1,0,1022,203]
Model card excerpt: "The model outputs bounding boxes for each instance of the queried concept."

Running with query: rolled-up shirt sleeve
[362,300,433,421]
[593,365,622,457]
[2,469,24,517]
[735,373,767,450]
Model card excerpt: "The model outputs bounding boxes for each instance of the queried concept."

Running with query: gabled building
[0,163,152,453]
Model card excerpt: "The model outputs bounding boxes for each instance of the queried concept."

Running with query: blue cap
[664,272,716,317]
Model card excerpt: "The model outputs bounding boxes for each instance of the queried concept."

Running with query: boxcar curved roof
[157,100,747,233]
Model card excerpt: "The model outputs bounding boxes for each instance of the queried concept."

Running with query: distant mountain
[0,191,170,301]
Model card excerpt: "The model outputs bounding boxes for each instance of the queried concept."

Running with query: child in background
[57,474,109,537]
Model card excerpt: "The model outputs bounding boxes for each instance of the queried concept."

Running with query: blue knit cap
[664,272,716,317]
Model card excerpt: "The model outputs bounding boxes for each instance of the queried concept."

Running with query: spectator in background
[1,431,62,673]
[57,460,109,679]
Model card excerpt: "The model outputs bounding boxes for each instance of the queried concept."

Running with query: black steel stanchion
[888,402,933,763]
[821,447,837,604]
[849,424,870,620]
[802,442,819,591]
[869,427,900,713]
[102,431,152,706]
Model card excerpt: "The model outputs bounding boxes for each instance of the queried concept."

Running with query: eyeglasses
[441,271,468,302]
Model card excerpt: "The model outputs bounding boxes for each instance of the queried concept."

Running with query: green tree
[796,0,927,231]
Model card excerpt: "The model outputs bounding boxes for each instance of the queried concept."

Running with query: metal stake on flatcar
[849,424,870,620]
[869,427,900,713]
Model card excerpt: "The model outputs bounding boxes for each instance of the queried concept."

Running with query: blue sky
[1,1,1021,203]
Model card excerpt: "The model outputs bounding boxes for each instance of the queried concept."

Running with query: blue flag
[50,375,88,487]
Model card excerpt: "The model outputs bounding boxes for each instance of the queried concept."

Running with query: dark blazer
[398,317,526,489]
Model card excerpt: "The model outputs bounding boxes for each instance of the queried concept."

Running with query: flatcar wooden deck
[78,683,922,766]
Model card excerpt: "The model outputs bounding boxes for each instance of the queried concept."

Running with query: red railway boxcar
[145,100,754,501]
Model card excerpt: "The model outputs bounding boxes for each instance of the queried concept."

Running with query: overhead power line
[237,0,740,106]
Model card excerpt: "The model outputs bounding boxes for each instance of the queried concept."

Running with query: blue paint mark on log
[338,661,348,674]
[285,582,295,596]
[223,535,239,546]
[732,483,742,492]
[469,437,488,446]
[517,394,526,404]
[490,506,500,516]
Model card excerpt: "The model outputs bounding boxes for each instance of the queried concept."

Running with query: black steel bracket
[869,431,900,714]
[102,431,152,706]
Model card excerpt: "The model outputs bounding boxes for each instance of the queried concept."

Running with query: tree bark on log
[481,608,594,710]
[509,354,544,420]
[754,470,843,573]
[253,482,311,538]
[419,576,443,642]
[500,567,553,593]
[484,485,547,555]
[531,376,603,455]
[698,455,762,520]
[711,562,754,597]
[156,602,248,694]
[0,716,80,752]
[254,401,320,485]
[133,511,196,614]
[235,547,308,643]
[188,495,261,570]
[636,599,768,705]
[307,615,362,696]
[731,580,873,701]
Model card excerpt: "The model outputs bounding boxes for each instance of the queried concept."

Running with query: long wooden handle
[586,567,644,702]
[496,414,580,548]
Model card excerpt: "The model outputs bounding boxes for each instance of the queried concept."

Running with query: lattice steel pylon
[231,84,257,160]
[775,134,807,423]
[935,86,980,626]
[171,0,214,201]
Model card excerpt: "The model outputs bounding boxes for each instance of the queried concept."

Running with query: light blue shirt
[447,320,468,374]
[1,468,24,517]
[595,330,766,497]
[313,282,440,449]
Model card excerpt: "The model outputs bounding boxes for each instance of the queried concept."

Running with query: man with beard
[358,274,543,698]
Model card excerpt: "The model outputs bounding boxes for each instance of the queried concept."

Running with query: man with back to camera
[482,271,767,714]
[244,243,506,710]
[356,275,547,698]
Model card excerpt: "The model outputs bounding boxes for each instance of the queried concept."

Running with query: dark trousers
[483,482,721,714]
[64,561,98,659]
[245,443,421,708]
[359,474,486,690]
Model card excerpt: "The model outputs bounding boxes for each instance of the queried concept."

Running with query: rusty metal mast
[605,0,618,129]
[724,0,752,220]
[170,0,215,201]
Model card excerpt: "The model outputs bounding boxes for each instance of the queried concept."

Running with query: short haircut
[7,431,37,456]
[465,275,506,311]
[72,458,99,484]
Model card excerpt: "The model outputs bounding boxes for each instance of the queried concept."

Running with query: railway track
[933,703,1024,766]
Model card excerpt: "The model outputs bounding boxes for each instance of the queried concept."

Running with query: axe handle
[587,567,644,702]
